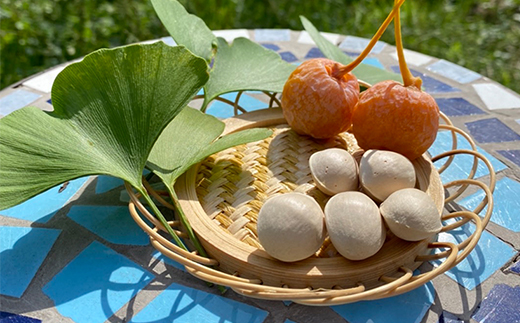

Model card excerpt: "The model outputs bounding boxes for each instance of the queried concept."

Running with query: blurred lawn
[1,0,519,93]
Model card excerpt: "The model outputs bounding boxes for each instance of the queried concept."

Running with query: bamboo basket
[126,89,495,306]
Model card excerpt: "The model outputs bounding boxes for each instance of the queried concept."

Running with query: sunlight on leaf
[151,0,216,61]
[0,42,208,210]
[301,16,402,85]
[203,37,296,109]
[148,107,272,189]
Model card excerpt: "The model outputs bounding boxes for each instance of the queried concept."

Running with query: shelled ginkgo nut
[325,191,386,261]
[380,188,442,241]
[359,149,416,203]
[309,148,359,195]
[281,58,360,139]
[257,193,325,262]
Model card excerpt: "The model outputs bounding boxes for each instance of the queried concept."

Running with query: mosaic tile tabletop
[1,29,519,323]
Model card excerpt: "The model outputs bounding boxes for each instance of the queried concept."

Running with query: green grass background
[1,0,519,93]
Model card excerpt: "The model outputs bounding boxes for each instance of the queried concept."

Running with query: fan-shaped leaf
[151,0,216,61]
[0,42,208,210]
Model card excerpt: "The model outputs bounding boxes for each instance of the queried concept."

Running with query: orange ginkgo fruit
[281,58,359,139]
[352,80,439,160]
[352,0,439,160]
[281,0,405,139]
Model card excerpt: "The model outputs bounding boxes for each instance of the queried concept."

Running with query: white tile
[160,36,177,46]
[138,38,162,45]
[23,66,67,93]
[213,29,250,42]
[473,83,520,110]
[339,35,386,54]
[426,59,481,84]
[297,31,340,45]
[390,49,433,66]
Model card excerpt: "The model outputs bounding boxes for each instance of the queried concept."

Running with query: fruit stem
[333,0,406,79]
[394,0,422,88]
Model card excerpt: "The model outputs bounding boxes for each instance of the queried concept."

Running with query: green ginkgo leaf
[202,37,296,110]
[0,42,208,210]
[301,16,402,85]
[151,0,216,61]
[148,107,272,189]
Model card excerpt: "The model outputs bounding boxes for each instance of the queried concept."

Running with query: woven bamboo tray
[126,91,495,306]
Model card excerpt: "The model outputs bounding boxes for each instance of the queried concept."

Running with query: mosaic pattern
[0,312,41,323]
[339,35,386,54]
[23,65,66,93]
[472,284,520,323]
[1,29,520,323]
[0,227,61,297]
[438,311,465,323]
[390,48,433,66]
[473,83,520,110]
[67,206,151,245]
[391,66,460,93]
[0,90,41,116]
[459,177,520,232]
[497,150,520,167]
[433,222,516,290]
[254,29,291,42]
[297,31,339,45]
[426,59,481,84]
[205,92,268,119]
[0,177,90,223]
[129,283,268,323]
[427,131,507,184]
[435,98,486,117]
[465,118,520,143]
[43,241,154,323]
[331,282,435,323]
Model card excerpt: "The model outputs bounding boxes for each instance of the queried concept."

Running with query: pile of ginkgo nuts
[257,0,443,263]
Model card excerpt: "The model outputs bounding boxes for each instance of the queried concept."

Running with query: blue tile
[432,222,516,290]
[280,51,298,63]
[47,99,52,105]
[261,43,280,51]
[95,175,124,194]
[284,320,297,323]
[67,206,150,245]
[359,57,384,69]
[435,98,486,117]
[0,312,41,323]
[129,282,268,323]
[254,29,291,42]
[466,118,520,143]
[0,226,61,298]
[472,284,520,323]
[0,177,89,223]
[438,311,464,323]
[206,92,268,119]
[458,177,520,232]
[428,131,507,184]
[339,36,386,54]
[390,66,460,93]
[507,257,520,274]
[331,282,435,323]
[497,150,520,168]
[43,241,154,323]
[304,47,325,59]
[0,90,41,115]
[427,60,481,84]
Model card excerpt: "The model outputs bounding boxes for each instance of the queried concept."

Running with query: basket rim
[125,108,496,305]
